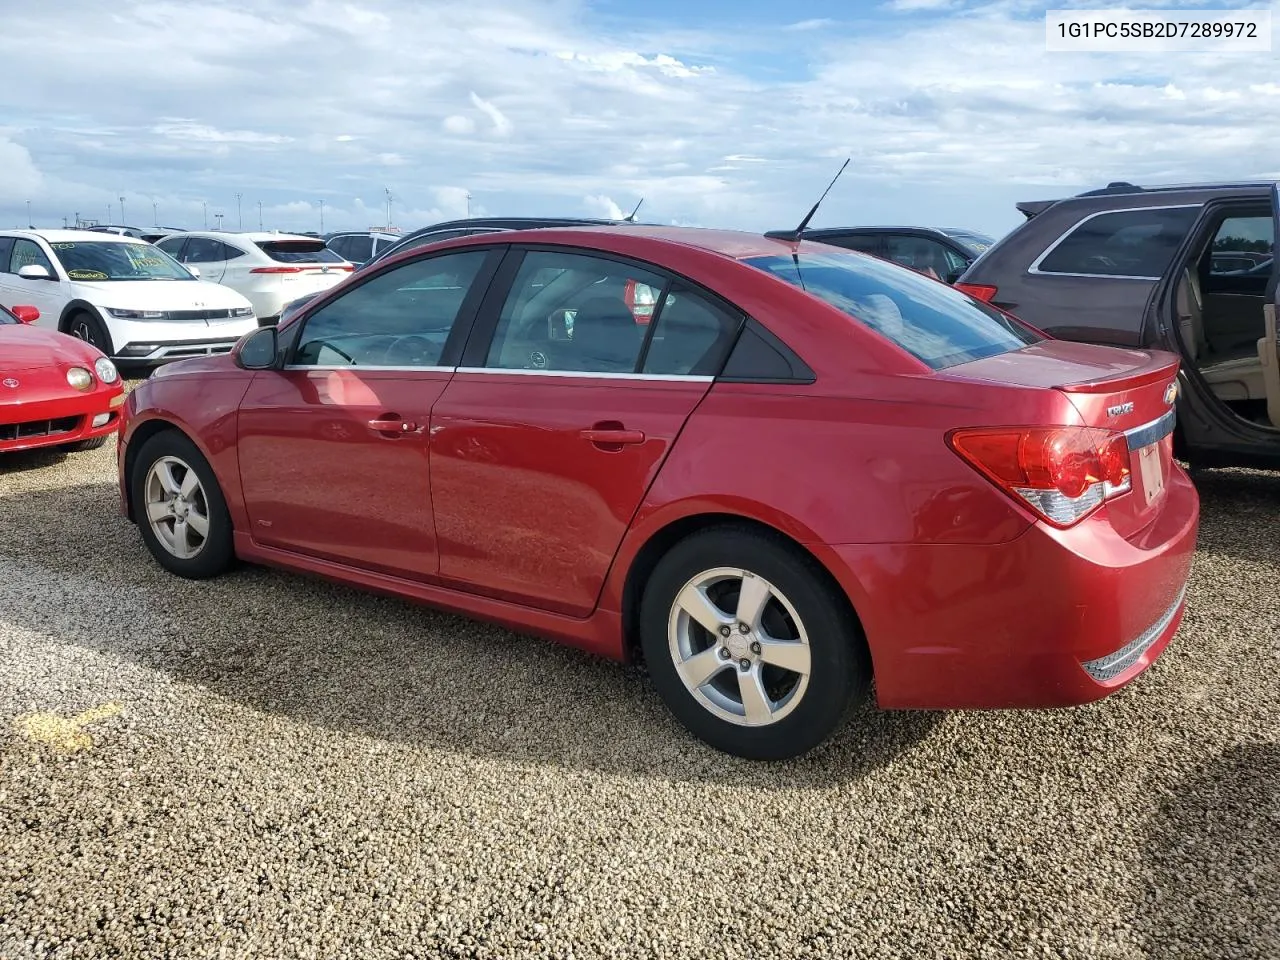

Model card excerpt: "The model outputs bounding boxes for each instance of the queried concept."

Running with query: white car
[0,230,258,365]
[154,231,353,323]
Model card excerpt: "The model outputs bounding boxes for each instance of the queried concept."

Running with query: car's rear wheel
[67,311,112,356]
[640,526,868,760]
[130,430,234,579]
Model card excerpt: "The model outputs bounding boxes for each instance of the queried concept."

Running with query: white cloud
[784,18,835,31]
[469,92,513,136]
[443,115,476,135]
[583,194,626,219]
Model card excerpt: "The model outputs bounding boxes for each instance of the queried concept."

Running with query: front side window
[292,250,489,367]
[1208,215,1274,276]
[48,241,190,281]
[744,250,1041,370]
[1035,206,1201,278]
[10,239,55,275]
[485,251,667,374]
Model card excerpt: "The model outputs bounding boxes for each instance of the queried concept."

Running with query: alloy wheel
[667,567,812,727]
[143,456,211,560]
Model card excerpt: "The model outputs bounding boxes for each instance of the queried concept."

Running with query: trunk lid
[946,340,1181,538]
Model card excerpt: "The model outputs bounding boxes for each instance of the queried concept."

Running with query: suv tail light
[250,266,307,274]
[947,425,1131,528]
[955,282,998,302]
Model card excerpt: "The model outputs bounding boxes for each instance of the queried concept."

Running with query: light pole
[107,202,113,223]
[385,187,393,230]
[153,200,158,226]
[202,201,208,230]
[465,192,472,218]
[119,195,126,223]
[214,212,224,231]
[235,192,243,231]
[62,216,68,229]
[258,200,263,231]
[319,199,324,233]
[25,200,31,227]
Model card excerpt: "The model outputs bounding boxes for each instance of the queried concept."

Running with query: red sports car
[1,303,125,454]
[116,226,1199,760]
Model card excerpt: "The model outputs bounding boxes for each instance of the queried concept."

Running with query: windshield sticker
[50,242,77,250]
[67,269,110,281]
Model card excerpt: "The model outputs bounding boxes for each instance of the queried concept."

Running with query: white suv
[155,231,353,323]
[0,230,257,365]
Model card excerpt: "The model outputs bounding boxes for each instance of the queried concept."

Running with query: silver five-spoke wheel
[144,455,211,560]
[668,567,812,727]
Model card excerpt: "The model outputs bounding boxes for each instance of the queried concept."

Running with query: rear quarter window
[1033,206,1201,279]
[745,251,1041,370]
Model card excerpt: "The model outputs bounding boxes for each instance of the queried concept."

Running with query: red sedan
[116,227,1199,760]
[1,303,125,454]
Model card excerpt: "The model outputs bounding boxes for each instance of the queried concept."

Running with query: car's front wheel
[640,526,869,760]
[130,430,235,579]
[67,311,112,356]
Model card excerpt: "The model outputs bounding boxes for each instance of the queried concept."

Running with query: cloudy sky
[1,0,1277,240]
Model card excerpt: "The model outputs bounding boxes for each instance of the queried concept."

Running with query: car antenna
[624,197,644,222]
[792,157,850,242]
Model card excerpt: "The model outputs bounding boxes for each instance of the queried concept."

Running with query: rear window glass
[1035,206,1200,278]
[744,251,1041,370]
[254,240,345,263]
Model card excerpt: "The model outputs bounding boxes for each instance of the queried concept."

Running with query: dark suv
[764,225,994,284]
[956,180,1280,469]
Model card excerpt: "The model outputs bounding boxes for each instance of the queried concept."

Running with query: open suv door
[1261,181,1280,428]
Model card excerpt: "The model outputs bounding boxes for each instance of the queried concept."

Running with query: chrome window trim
[455,366,713,383]
[282,364,455,372]
[1027,203,1203,281]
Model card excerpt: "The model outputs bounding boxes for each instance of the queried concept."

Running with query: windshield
[744,251,1041,369]
[51,241,193,281]
[940,229,997,255]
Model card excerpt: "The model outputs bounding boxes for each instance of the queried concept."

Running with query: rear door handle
[580,427,646,446]
[368,416,419,434]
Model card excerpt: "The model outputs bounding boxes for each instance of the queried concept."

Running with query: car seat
[1260,304,1280,428]
[1179,266,1268,402]
[570,296,642,372]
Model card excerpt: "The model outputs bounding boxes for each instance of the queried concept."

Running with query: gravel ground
[1,427,1277,960]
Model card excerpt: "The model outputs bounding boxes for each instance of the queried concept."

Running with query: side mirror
[10,305,39,323]
[186,265,201,277]
[17,264,52,280]
[232,325,279,370]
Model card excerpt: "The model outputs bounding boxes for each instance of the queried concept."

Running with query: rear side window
[255,240,345,263]
[1034,206,1200,279]
[744,251,1041,370]
[641,284,743,376]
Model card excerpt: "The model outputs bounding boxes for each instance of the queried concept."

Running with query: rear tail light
[947,425,1131,528]
[250,266,306,274]
[955,282,998,302]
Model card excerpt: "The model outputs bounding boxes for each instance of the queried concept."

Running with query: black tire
[640,526,868,761]
[130,429,235,579]
[65,310,113,356]
[58,435,108,452]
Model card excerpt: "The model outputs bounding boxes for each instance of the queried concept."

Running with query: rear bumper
[0,389,124,453]
[825,463,1200,710]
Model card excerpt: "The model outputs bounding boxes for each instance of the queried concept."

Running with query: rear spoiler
[1016,200,1058,220]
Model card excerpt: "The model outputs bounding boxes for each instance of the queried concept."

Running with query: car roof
[163,230,321,243]
[9,229,149,244]
[1015,178,1278,218]
[432,223,835,262]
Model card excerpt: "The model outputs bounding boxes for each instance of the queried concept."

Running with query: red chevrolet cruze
[117,226,1199,760]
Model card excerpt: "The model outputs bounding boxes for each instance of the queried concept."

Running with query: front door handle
[580,424,645,448]
[368,415,419,434]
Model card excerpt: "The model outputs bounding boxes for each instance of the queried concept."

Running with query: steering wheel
[381,335,438,366]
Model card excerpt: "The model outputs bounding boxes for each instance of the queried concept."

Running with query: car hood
[70,278,253,310]
[0,325,103,373]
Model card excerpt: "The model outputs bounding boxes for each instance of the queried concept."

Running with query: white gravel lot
[1,432,1277,959]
